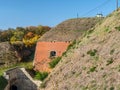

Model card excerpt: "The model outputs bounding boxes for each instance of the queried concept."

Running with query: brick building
[33,41,70,72]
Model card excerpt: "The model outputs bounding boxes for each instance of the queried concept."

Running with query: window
[50,51,56,57]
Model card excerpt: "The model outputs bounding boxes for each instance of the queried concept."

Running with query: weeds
[89,66,97,72]
[87,66,97,74]
[34,72,48,81]
[104,27,110,32]
[83,29,94,37]
[115,26,120,31]
[106,58,113,66]
[110,49,115,55]
[49,57,61,68]
[87,49,97,56]
[40,82,46,88]
[110,86,114,90]
[67,40,77,50]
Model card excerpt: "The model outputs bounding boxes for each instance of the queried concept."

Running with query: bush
[67,40,76,51]
[83,29,94,37]
[34,72,48,81]
[106,58,113,66]
[49,57,61,68]
[87,49,97,56]
[0,76,8,90]
[89,66,97,72]
[110,49,115,55]
[115,26,120,31]
[110,86,114,90]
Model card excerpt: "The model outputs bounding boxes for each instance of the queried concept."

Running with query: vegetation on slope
[40,9,120,90]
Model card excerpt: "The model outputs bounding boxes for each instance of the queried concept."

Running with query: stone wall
[4,67,37,90]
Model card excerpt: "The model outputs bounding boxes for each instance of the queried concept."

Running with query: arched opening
[50,51,56,57]
[10,85,17,90]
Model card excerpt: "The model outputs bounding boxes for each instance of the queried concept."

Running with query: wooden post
[117,0,119,11]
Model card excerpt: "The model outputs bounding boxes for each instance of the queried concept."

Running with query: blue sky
[0,0,117,30]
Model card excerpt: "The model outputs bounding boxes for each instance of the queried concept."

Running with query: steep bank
[41,9,120,90]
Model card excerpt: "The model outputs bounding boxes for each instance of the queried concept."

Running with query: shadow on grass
[0,76,8,90]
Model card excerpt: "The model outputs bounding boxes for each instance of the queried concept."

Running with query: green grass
[34,72,48,81]
[110,86,114,90]
[0,62,33,76]
[67,40,77,50]
[89,66,97,72]
[104,26,110,32]
[87,66,97,74]
[106,58,113,66]
[87,49,97,56]
[83,29,94,37]
[49,57,61,68]
[110,49,115,55]
[115,26,120,31]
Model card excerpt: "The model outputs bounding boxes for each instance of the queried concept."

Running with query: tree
[10,31,24,45]
[23,32,40,47]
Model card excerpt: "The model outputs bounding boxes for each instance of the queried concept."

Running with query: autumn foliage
[0,25,51,46]
[0,25,51,61]
[23,32,40,47]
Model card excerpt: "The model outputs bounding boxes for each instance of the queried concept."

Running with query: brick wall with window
[33,41,70,72]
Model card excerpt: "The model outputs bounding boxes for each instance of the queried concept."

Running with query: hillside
[39,17,102,41]
[0,42,18,67]
[40,9,120,90]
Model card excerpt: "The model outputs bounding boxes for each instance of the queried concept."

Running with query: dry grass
[39,18,102,42]
[39,9,120,90]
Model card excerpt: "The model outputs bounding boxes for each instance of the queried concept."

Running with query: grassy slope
[39,18,102,42]
[41,9,120,90]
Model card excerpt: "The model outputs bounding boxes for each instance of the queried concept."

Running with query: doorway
[10,85,17,90]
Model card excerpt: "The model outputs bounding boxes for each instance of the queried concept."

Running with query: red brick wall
[34,41,70,72]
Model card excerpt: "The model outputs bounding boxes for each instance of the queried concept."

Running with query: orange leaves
[23,33,40,47]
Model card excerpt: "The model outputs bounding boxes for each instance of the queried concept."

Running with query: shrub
[67,40,76,51]
[62,51,67,57]
[110,86,114,90]
[87,49,97,56]
[89,66,97,72]
[104,27,109,32]
[106,58,113,66]
[83,29,94,37]
[34,72,48,81]
[110,49,115,55]
[0,76,8,90]
[49,57,61,68]
[115,26,120,31]
[87,29,94,34]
